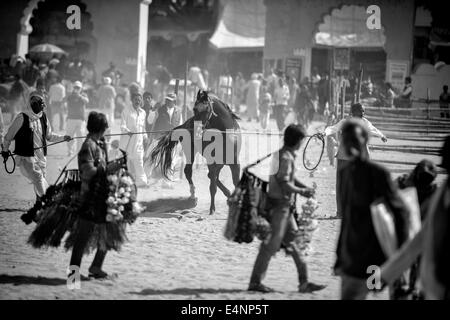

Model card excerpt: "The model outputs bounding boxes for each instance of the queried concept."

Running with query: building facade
[263,0,416,87]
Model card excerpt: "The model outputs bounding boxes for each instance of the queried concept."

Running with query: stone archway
[311,5,388,83]
[313,4,386,48]
[17,0,96,61]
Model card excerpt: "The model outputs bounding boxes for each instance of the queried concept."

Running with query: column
[137,0,152,88]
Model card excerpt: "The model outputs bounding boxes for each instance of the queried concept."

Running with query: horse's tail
[149,118,193,180]
[149,131,180,180]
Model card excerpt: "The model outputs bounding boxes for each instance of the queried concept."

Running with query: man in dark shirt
[151,93,181,140]
[248,124,326,293]
[421,135,450,299]
[22,55,40,87]
[439,85,450,118]
[335,118,409,299]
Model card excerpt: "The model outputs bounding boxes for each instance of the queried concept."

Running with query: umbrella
[29,43,67,55]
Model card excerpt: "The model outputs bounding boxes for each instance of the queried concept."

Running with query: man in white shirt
[322,103,387,218]
[48,76,66,131]
[273,77,290,131]
[119,89,148,188]
[2,91,70,224]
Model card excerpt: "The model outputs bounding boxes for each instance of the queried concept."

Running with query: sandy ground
[0,111,447,300]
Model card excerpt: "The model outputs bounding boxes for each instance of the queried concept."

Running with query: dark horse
[150,90,242,215]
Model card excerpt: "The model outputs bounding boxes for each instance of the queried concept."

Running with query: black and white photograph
[0,0,449,305]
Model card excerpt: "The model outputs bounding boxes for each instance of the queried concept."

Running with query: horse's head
[193,89,215,126]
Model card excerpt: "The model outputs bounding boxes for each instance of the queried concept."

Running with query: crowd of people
[0,50,449,300]
[228,69,322,132]
[245,112,449,300]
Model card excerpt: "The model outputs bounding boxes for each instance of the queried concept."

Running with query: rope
[0,127,299,174]
[302,133,325,171]
[244,152,274,170]
[3,150,15,174]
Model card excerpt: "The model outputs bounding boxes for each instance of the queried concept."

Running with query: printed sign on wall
[387,60,410,91]
[333,48,350,70]
[285,58,302,83]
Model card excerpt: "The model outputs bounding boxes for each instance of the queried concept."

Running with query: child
[248,124,326,293]
[109,139,121,160]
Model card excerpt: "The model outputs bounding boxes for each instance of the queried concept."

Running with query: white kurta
[3,112,65,197]
[324,117,386,160]
[119,106,148,186]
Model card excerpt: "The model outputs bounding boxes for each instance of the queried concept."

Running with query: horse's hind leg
[207,164,223,215]
[184,163,196,200]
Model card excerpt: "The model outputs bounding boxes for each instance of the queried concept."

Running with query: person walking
[294,78,314,127]
[119,89,148,188]
[322,103,387,218]
[22,55,40,87]
[259,92,272,130]
[233,72,246,112]
[97,76,117,126]
[143,91,156,133]
[395,76,413,108]
[273,77,290,131]
[8,74,29,121]
[65,81,88,156]
[1,91,70,224]
[245,73,261,122]
[334,119,409,300]
[67,112,112,280]
[439,85,450,118]
[385,82,396,109]
[248,124,326,293]
[48,76,66,131]
[0,110,5,147]
[420,136,450,299]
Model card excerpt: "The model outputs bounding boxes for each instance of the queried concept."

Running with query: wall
[264,0,415,79]
[0,0,142,84]
[89,0,142,84]
[0,0,30,59]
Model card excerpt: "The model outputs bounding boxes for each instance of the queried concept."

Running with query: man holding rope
[321,103,387,218]
[1,91,71,224]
